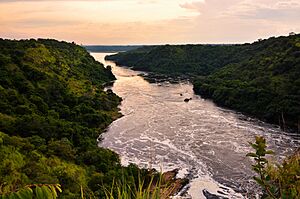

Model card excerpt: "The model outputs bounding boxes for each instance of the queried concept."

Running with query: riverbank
[95,52,299,198]
[105,34,300,133]
[0,39,188,198]
[0,39,124,198]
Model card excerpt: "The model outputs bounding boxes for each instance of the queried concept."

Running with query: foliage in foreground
[104,172,171,199]
[1,166,171,199]
[0,38,149,198]
[0,184,61,199]
[247,136,300,198]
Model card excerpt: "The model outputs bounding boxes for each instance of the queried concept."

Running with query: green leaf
[7,193,17,199]
[253,167,260,173]
[269,185,277,195]
[265,150,274,155]
[253,176,264,186]
[260,157,268,163]
[80,186,84,199]
[246,153,257,157]
[265,175,271,181]
[41,186,53,199]
[250,143,258,150]
[290,187,297,197]
[49,186,58,198]
[282,191,287,199]
[34,187,44,199]
[0,195,8,199]
[54,184,62,193]
[16,188,33,199]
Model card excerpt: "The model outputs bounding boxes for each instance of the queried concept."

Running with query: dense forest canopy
[106,35,300,132]
[105,44,243,76]
[0,39,149,198]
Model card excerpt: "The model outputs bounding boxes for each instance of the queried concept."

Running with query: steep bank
[193,35,300,132]
[105,34,300,132]
[0,39,145,198]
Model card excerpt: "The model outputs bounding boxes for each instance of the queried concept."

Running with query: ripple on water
[92,53,299,199]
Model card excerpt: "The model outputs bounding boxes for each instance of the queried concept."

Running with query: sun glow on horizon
[0,0,299,44]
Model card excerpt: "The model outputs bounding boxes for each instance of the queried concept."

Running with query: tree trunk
[278,115,281,129]
[281,112,286,132]
[298,118,300,133]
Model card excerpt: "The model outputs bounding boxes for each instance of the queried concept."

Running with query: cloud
[180,0,300,20]
[0,0,199,44]
[226,0,300,21]
[177,0,300,43]
[0,18,195,44]
[180,0,240,13]
[11,19,77,28]
[180,1,203,11]
[0,0,299,44]
[0,0,112,2]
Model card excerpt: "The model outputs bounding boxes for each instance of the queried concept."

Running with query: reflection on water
[92,53,299,199]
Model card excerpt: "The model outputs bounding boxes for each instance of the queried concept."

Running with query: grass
[103,172,176,199]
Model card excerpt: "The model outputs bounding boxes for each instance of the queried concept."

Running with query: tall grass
[103,172,176,199]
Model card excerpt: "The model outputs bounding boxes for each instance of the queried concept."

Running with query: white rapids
[92,53,299,199]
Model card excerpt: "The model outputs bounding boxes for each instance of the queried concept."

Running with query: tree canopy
[106,35,300,131]
[0,39,147,198]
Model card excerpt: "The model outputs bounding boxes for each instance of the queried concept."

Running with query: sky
[0,0,299,44]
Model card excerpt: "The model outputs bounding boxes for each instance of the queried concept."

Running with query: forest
[106,34,300,132]
[0,37,299,198]
[0,39,152,198]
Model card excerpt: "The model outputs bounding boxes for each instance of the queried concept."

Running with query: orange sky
[0,0,299,44]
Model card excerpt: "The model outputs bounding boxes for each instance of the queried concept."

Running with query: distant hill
[106,35,300,132]
[105,44,243,76]
[84,45,144,52]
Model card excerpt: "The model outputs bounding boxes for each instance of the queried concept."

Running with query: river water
[92,53,299,199]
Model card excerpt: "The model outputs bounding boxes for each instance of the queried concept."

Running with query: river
[92,53,299,199]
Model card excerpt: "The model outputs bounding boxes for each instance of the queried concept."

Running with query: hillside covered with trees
[0,39,150,198]
[106,34,300,132]
[106,44,244,76]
